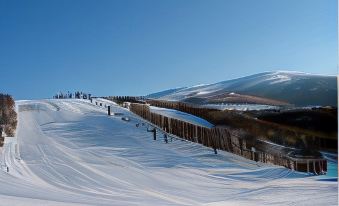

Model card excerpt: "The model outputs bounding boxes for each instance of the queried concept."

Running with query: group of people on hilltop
[53,91,91,100]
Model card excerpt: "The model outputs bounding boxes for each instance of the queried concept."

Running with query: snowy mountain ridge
[148,71,337,106]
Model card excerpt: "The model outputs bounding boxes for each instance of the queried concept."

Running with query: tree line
[106,96,145,105]
[146,99,336,152]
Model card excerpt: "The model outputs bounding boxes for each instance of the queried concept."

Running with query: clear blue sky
[0,0,337,100]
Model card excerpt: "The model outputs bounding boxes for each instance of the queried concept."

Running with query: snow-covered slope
[149,106,214,128]
[0,99,337,205]
[150,71,337,106]
[147,87,187,99]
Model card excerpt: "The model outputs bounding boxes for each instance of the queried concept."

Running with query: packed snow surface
[0,99,337,206]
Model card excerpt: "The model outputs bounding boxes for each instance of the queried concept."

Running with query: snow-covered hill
[0,99,337,205]
[147,87,187,99]
[150,71,337,106]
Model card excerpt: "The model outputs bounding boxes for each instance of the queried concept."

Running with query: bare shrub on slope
[0,94,17,139]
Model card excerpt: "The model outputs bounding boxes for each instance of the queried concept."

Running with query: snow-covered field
[200,104,280,111]
[149,106,214,128]
[0,99,337,206]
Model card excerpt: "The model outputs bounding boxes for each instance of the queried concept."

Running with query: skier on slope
[164,128,168,143]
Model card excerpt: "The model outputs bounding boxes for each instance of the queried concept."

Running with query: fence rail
[129,103,327,175]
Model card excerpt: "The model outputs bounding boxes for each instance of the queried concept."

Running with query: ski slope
[0,99,337,206]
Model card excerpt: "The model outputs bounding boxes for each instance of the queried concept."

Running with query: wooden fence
[129,103,327,175]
